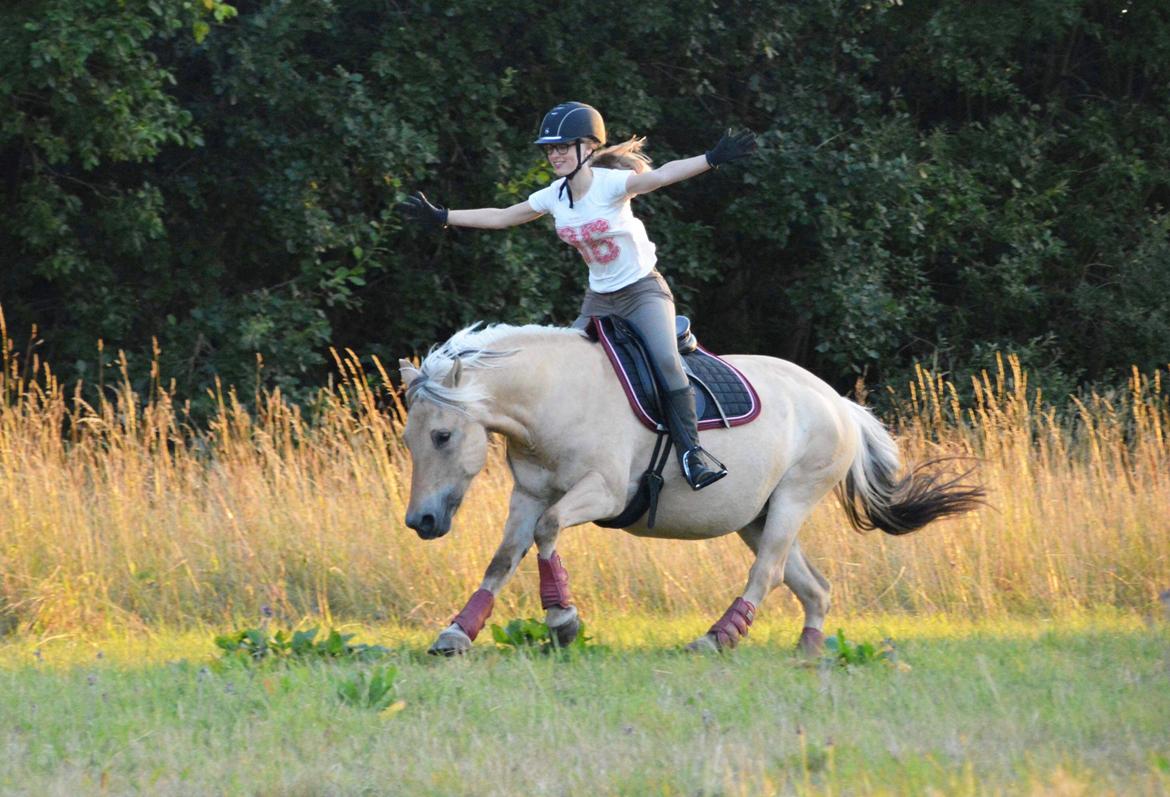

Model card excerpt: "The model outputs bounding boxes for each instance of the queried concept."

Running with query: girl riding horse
[400,101,756,491]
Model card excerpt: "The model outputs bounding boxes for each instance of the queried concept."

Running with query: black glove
[398,191,449,228]
[705,130,757,168]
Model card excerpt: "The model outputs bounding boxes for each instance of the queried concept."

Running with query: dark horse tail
[838,401,985,535]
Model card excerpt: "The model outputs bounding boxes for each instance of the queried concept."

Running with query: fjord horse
[398,324,982,654]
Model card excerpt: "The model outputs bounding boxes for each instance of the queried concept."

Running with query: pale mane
[406,323,585,411]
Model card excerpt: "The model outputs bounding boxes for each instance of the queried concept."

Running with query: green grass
[2,613,1168,796]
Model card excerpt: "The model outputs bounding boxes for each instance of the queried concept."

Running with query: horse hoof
[797,627,825,657]
[685,633,720,654]
[428,626,472,656]
[546,605,580,647]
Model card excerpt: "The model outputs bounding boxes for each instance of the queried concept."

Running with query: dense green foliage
[2,0,1168,408]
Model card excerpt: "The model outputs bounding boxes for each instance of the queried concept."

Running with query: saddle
[585,316,761,432]
[585,315,761,529]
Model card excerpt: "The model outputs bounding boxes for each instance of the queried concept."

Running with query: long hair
[591,136,652,173]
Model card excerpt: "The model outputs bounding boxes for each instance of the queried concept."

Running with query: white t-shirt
[527,168,657,293]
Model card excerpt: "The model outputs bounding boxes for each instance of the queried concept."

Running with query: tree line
[2,0,1168,414]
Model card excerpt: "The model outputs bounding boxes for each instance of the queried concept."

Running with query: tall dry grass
[1,310,1167,635]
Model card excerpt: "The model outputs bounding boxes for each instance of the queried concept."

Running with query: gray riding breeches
[571,270,689,392]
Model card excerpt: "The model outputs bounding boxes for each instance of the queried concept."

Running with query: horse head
[398,356,489,540]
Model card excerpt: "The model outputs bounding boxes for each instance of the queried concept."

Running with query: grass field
[2,613,1168,796]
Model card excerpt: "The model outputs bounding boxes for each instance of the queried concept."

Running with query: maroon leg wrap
[538,552,573,610]
[798,626,825,654]
[708,597,756,649]
[450,589,494,641]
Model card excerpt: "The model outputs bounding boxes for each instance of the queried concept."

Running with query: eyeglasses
[540,142,577,155]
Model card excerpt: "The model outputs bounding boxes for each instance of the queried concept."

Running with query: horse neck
[469,334,594,446]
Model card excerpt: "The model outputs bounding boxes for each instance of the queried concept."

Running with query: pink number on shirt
[556,220,621,265]
[556,225,587,260]
[581,220,620,264]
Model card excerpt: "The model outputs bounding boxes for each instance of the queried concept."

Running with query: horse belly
[615,478,769,540]
[619,520,743,541]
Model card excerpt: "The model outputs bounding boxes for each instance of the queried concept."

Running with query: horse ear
[442,358,463,388]
[398,358,421,387]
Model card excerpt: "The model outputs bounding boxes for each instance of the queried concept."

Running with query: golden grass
[1,307,1167,634]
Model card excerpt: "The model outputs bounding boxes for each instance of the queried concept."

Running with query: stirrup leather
[681,446,727,490]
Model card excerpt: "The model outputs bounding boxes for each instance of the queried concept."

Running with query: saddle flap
[589,315,761,433]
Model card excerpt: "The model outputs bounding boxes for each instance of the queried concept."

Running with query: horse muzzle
[405,490,460,540]
[406,510,450,540]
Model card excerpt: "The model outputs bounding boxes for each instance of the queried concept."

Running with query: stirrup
[681,447,727,490]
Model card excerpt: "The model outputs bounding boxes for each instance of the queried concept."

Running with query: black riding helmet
[534,101,607,146]
[534,102,606,208]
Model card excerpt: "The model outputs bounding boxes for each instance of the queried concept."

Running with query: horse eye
[431,430,452,448]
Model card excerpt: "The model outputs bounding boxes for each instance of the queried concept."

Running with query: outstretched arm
[398,193,543,230]
[625,154,711,196]
[625,130,757,196]
[448,201,543,229]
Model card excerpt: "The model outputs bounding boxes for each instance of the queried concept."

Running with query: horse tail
[837,400,985,536]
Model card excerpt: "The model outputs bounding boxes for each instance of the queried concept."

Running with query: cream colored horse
[398,323,982,655]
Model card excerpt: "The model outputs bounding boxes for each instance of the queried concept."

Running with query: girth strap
[594,427,673,529]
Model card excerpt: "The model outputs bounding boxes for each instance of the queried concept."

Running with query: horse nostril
[417,514,436,537]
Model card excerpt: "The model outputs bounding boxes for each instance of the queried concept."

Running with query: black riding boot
[664,387,727,490]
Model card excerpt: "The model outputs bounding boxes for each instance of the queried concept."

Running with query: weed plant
[821,628,899,669]
[213,624,389,664]
[334,665,400,712]
[489,617,603,656]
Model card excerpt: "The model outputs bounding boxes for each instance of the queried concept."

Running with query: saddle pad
[587,316,761,432]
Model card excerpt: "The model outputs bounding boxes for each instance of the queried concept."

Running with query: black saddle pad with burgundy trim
[586,316,761,431]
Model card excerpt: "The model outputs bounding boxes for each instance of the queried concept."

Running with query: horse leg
[532,471,623,647]
[690,485,816,652]
[734,523,830,655]
[429,489,543,656]
[783,542,831,656]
